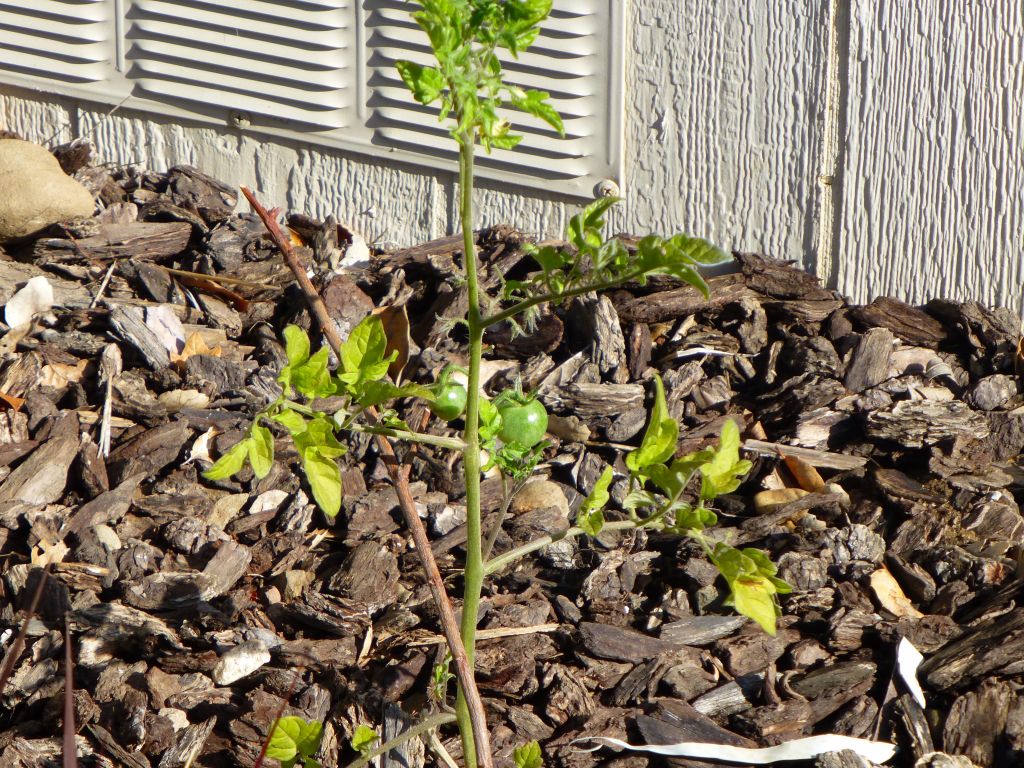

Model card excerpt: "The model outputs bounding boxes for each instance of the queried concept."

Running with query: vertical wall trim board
[814,0,851,288]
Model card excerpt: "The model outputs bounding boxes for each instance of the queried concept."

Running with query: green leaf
[272,409,308,435]
[338,315,395,390]
[645,454,707,498]
[302,449,342,518]
[478,397,503,442]
[395,60,446,105]
[698,419,752,500]
[626,375,678,474]
[293,417,347,460]
[357,380,433,409]
[267,717,323,763]
[577,465,613,536]
[283,325,311,366]
[350,724,379,755]
[666,233,731,265]
[513,740,543,768]
[249,424,274,479]
[731,577,781,636]
[568,196,619,254]
[511,89,564,134]
[486,132,524,151]
[203,438,251,480]
[291,346,334,399]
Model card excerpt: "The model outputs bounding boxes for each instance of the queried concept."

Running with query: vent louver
[0,0,623,197]
[127,0,354,129]
[0,0,112,84]
[365,0,623,194]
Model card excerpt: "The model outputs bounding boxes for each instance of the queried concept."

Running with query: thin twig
[159,266,278,290]
[241,186,493,768]
[405,623,560,647]
[63,614,77,768]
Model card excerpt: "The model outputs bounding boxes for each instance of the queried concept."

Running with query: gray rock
[967,374,1019,411]
[0,139,94,241]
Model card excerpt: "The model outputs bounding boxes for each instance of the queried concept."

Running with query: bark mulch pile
[2,145,1024,768]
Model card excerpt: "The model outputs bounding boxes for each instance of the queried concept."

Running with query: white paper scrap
[4,275,54,328]
[897,636,927,707]
[573,734,896,764]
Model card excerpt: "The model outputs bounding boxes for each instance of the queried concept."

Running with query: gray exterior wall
[1,1,1021,313]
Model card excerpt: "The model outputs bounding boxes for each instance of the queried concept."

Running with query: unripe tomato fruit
[497,397,548,447]
[429,383,467,421]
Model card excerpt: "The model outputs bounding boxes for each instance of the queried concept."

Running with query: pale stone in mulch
[0,139,94,241]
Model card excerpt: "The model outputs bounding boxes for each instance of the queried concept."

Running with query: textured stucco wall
[835,0,1024,312]
[1,1,1021,314]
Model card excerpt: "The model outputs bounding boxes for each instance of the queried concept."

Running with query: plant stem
[482,519,651,576]
[455,131,487,768]
[349,423,467,451]
[480,268,647,329]
[344,712,456,768]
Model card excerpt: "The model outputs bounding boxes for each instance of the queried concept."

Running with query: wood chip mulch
[2,148,1023,768]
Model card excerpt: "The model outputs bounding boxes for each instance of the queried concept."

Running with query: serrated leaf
[302,449,342,518]
[511,89,564,134]
[350,725,379,755]
[249,424,274,479]
[513,740,543,768]
[577,466,613,536]
[486,132,524,151]
[396,60,446,105]
[626,375,678,474]
[203,438,250,480]
[666,233,730,265]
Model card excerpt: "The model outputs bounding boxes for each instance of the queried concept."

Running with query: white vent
[0,0,112,85]
[0,0,623,197]
[127,0,354,129]
[364,0,623,195]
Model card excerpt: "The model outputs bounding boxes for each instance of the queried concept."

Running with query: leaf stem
[481,268,647,328]
[344,712,456,768]
[482,519,655,576]
[349,423,467,451]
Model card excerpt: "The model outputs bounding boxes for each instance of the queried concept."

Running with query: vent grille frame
[0,0,625,198]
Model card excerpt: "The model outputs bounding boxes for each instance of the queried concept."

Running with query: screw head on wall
[595,178,620,197]
[229,111,252,129]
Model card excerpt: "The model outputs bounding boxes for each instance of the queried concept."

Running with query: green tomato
[497,397,548,448]
[429,383,467,421]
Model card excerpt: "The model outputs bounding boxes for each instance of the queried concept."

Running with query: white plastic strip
[897,637,927,708]
[573,734,897,764]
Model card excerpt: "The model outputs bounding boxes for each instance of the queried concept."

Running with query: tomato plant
[212,2,785,765]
